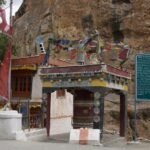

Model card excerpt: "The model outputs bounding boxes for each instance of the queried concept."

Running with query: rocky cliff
[13,0,150,65]
[13,0,150,139]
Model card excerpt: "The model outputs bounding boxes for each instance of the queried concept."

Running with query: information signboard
[136,54,150,101]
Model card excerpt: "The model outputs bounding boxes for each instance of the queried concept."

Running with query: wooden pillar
[46,93,51,137]
[73,89,93,129]
[93,91,105,141]
[93,92,101,129]
[120,92,127,137]
[99,95,104,140]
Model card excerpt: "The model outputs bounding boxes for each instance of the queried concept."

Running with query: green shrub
[0,33,9,61]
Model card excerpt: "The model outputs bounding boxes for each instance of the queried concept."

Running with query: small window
[56,89,66,98]
[12,75,32,98]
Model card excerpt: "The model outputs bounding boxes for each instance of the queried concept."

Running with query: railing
[22,114,43,129]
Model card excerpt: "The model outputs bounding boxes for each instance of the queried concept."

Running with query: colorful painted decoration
[94,92,101,99]
[35,35,44,44]
[94,100,100,106]
[35,31,131,64]
[119,45,130,61]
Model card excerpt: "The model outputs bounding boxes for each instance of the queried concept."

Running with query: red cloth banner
[119,47,130,60]
[0,8,12,35]
[0,42,11,100]
[0,8,12,100]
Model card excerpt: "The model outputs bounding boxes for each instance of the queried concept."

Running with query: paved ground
[1,132,149,150]
[1,130,150,150]
[0,139,150,150]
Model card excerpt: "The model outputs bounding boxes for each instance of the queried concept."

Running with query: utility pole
[8,0,13,104]
[9,0,13,26]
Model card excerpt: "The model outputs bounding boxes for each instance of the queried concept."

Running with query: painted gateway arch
[39,63,131,140]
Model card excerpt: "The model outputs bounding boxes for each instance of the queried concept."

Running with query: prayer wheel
[73,90,94,128]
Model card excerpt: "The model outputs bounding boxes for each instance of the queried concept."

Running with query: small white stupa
[0,102,27,141]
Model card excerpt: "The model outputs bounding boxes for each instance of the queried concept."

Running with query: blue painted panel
[136,54,150,101]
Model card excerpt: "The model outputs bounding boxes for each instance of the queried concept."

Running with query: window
[12,75,32,98]
[56,89,66,98]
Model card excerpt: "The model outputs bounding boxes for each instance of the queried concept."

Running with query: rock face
[13,0,150,66]
[13,1,125,56]
[104,99,150,140]
[13,0,150,139]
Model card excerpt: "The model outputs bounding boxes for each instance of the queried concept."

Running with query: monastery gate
[40,64,131,140]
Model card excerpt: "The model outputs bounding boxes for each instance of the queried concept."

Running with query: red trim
[41,65,101,74]
[12,55,131,79]
[56,89,66,98]
[79,129,88,145]
[12,55,76,67]
[107,65,131,78]
[12,54,45,66]
[41,64,131,79]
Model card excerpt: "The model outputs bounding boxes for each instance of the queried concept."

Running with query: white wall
[51,91,73,118]
[50,91,73,134]
[31,73,42,102]
[32,71,74,134]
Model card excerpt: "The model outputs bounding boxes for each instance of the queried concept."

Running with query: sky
[5,0,23,23]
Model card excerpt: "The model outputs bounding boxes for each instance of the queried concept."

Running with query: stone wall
[31,70,73,134]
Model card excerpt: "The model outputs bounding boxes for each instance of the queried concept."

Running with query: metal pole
[9,0,13,26]
[134,54,137,142]
[28,99,30,131]
[133,99,137,141]
[8,0,13,105]
[99,95,104,141]
[46,93,51,136]
[120,93,126,137]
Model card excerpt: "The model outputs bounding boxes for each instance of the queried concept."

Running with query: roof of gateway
[12,54,75,67]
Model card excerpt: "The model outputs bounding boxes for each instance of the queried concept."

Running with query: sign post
[136,54,150,101]
[135,54,150,142]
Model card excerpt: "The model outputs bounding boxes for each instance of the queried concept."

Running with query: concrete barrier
[69,128,101,146]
